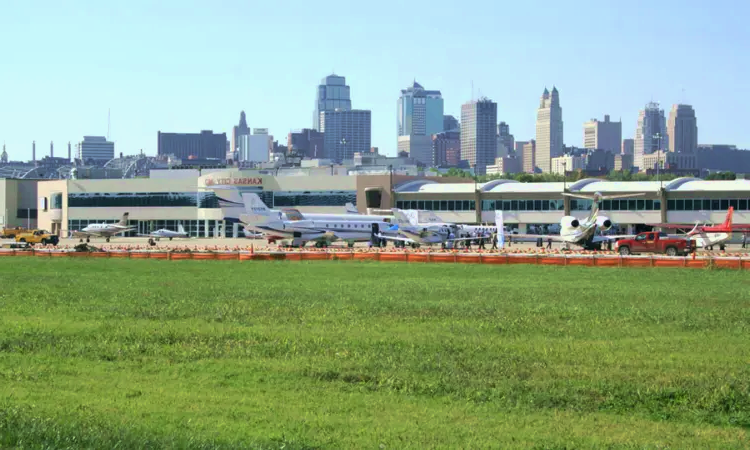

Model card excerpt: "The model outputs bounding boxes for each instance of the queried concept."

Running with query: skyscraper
[667,104,698,154]
[443,115,459,132]
[232,111,250,157]
[622,139,635,155]
[397,135,433,166]
[583,115,621,152]
[535,87,564,173]
[432,131,461,167]
[634,102,668,170]
[319,110,371,161]
[522,140,536,173]
[460,98,497,175]
[397,81,444,137]
[497,122,514,157]
[157,130,227,160]
[313,74,352,131]
[78,136,115,162]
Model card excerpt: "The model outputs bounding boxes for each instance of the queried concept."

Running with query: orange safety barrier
[353,252,377,261]
[192,252,216,260]
[379,253,407,262]
[11,249,750,271]
[407,253,430,263]
[621,257,652,267]
[593,257,620,267]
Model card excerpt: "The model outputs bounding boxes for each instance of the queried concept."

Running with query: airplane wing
[591,234,635,242]
[510,233,569,242]
[376,233,415,243]
[345,203,358,214]
[70,230,100,238]
[136,233,157,237]
[600,193,644,200]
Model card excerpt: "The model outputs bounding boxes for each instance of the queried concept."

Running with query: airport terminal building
[32,169,750,238]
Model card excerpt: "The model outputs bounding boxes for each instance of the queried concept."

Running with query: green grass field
[1,259,749,449]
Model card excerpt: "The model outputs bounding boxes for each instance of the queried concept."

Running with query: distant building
[1,144,8,163]
[585,149,616,172]
[634,102,668,169]
[583,115,621,153]
[535,87,564,173]
[432,131,461,167]
[668,104,698,154]
[397,135,433,166]
[288,129,325,159]
[398,81,443,137]
[319,109,371,161]
[314,74,352,131]
[522,140,536,173]
[551,155,586,175]
[614,154,634,171]
[237,129,272,162]
[497,122,514,158]
[443,115,459,132]
[231,111,250,156]
[696,145,750,173]
[622,138,635,155]
[158,130,227,160]
[643,151,696,171]
[515,141,529,156]
[78,136,115,162]
[486,156,521,175]
[460,98,497,175]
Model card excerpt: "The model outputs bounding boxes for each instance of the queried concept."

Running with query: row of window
[67,219,244,238]
[395,200,476,211]
[65,191,358,209]
[667,199,750,211]
[17,208,38,219]
[395,199,663,212]
[67,192,220,208]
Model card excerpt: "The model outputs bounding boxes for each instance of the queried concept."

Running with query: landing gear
[86,237,90,243]
[105,237,110,243]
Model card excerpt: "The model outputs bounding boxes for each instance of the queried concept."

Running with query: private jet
[513,192,644,250]
[71,213,136,243]
[649,207,750,249]
[138,224,189,241]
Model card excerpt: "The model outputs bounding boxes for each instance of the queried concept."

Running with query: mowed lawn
[0,259,749,449]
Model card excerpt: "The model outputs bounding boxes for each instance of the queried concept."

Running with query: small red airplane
[649,207,750,248]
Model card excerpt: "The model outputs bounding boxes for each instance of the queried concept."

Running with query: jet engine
[561,216,580,229]
[596,216,613,231]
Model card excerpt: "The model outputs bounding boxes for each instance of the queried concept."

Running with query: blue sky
[1,0,749,160]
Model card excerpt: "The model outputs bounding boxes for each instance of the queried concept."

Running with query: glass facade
[395,198,663,212]
[67,192,219,208]
[395,199,475,211]
[272,191,357,208]
[67,219,235,238]
[17,209,38,219]
[51,193,63,209]
[667,198,750,211]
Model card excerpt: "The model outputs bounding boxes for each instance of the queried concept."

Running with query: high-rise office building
[397,81,443,137]
[157,130,227,160]
[634,102,668,170]
[460,98,497,175]
[432,131,461,167]
[397,135,433,166]
[583,115,621,152]
[522,140,536,173]
[232,111,250,157]
[313,74,352,131]
[238,129,272,162]
[78,136,115,162]
[535,87,564,173]
[319,110,371,161]
[515,141,529,156]
[497,121,514,158]
[288,129,325,159]
[443,115,459,132]
[622,138,635,155]
[667,104,698,154]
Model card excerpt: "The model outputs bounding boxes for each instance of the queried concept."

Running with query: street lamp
[653,133,663,189]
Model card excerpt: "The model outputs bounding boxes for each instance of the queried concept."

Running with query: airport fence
[1,248,749,270]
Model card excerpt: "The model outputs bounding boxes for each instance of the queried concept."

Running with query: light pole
[340,137,348,163]
[562,160,567,191]
[653,133,663,189]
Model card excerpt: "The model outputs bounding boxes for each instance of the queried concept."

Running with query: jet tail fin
[423,211,443,224]
[178,224,186,234]
[117,212,129,226]
[345,203,357,214]
[241,193,271,215]
[393,210,413,227]
[722,206,734,229]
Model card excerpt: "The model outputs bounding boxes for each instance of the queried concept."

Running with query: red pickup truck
[615,231,692,256]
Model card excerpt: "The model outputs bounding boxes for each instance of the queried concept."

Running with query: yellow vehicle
[1,227,29,238]
[15,229,59,246]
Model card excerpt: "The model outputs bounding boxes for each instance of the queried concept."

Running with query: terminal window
[272,191,356,208]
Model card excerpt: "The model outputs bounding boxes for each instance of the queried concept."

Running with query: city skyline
[2,1,750,159]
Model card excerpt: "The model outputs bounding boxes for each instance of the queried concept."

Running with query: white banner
[495,210,504,248]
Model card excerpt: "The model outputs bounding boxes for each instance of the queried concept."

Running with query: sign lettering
[205,177,263,186]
